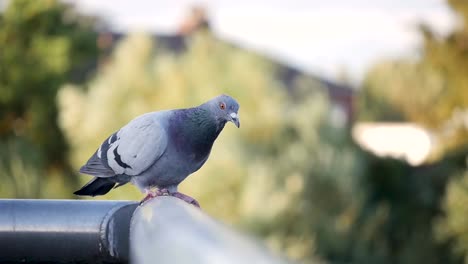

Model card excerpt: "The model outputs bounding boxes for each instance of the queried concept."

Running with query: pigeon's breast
[133,149,192,189]
[170,131,214,171]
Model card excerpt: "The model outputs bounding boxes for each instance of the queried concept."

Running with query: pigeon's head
[206,94,240,128]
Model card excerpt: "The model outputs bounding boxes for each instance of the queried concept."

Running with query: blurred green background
[1,0,467,263]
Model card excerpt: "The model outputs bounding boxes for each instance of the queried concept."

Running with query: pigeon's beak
[229,112,240,128]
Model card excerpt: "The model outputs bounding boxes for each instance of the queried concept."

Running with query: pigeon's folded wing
[80,113,168,177]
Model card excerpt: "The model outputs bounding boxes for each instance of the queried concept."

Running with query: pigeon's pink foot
[139,190,156,205]
[170,192,201,208]
[139,188,169,205]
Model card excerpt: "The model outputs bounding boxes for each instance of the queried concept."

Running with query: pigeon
[74,94,240,207]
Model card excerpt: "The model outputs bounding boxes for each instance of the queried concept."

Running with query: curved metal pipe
[131,196,288,264]
[0,199,138,263]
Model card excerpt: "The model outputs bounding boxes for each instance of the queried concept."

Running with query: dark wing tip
[74,177,115,196]
[73,189,94,196]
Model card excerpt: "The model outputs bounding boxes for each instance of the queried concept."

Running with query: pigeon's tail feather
[74,177,116,197]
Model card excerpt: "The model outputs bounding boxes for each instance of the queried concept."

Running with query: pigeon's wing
[80,113,168,177]
[79,150,115,177]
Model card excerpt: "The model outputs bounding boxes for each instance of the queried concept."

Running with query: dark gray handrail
[0,199,138,263]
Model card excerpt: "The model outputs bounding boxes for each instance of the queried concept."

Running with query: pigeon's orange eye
[219,102,226,110]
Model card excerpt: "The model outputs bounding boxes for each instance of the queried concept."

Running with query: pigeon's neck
[172,107,225,157]
[187,107,225,143]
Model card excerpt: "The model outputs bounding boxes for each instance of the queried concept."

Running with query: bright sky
[69,0,457,84]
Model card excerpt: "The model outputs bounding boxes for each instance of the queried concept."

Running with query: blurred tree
[357,61,443,124]
[417,0,468,155]
[0,0,98,198]
[358,0,468,156]
[344,152,464,264]
[437,174,468,263]
[58,32,363,263]
[357,0,468,263]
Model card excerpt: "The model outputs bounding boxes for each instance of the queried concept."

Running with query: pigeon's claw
[139,189,200,208]
[156,188,170,196]
[139,188,171,205]
[139,189,156,205]
[171,192,201,208]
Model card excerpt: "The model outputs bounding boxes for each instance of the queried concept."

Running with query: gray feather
[79,152,115,177]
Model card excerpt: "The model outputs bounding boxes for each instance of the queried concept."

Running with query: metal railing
[0,199,137,263]
[0,197,289,264]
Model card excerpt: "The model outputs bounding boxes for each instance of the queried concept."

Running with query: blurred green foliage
[0,0,98,197]
[358,0,468,157]
[357,0,468,263]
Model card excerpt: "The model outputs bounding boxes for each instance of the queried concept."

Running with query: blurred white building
[352,122,433,165]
